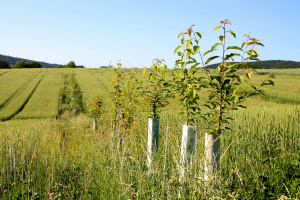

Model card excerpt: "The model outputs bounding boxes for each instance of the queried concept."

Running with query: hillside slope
[206,60,300,69]
[0,54,59,68]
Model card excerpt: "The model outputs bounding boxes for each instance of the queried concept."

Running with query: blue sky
[0,0,299,68]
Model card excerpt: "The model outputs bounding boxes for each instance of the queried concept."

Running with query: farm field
[0,68,299,199]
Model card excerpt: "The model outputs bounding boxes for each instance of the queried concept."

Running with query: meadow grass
[0,69,41,108]
[0,68,299,199]
[14,70,63,119]
[0,71,45,121]
[0,104,299,199]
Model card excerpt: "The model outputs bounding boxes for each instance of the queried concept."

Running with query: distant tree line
[0,59,43,69]
[56,61,85,68]
[205,60,300,69]
[0,59,9,68]
[0,54,58,68]
[10,60,42,68]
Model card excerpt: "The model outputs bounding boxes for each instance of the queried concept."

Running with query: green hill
[205,60,300,69]
[0,54,60,68]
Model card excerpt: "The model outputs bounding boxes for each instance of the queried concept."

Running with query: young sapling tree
[185,20,275,180]
[173,27,206,180]
[142,59,172,169]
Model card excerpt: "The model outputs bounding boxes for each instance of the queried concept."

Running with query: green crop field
[0,68,299,199]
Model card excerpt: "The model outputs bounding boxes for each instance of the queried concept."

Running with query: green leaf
[227,30,236,38]
[193,45,200,52]
[258,89,266,95]
[205,56,219,65]
[247,83,257,90]
[237,105,246,109]
[241,42,246,49]
[212,43,222,51]
[203,49,213,56]
[181,37,185,45]
[219,35,224,42]
[186,38,193,49]
[149,73,154,81]
[268,80,274,86]
[226,46,243,51]
[174,45,182,54]
[256,42,264,47]
[190,63,200,70]
[224,53,240,61]
[196,32,202,39]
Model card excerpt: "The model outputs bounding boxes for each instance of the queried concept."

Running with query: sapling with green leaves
[122,67,143,130]
[110,61,126,146]
[173,27,206,126]
[200,19,275,135]
[87,93,106,131]
[173,27,206,179]
[110,62,143,147]
[182,19,275,180]
[142,58,172,169]
[143,59,171,118]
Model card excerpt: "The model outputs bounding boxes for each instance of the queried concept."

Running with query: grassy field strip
[246,74,300,104]
[0,71,45,121]
[0,69,41,109]
[76,69,112,105]
[14,70,63,119]
[256,68,300,75]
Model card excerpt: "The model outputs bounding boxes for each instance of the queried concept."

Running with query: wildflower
[49,192,54,198]
[4,189,8,194]
[85,189,88,192]
[169,177,174,183]
[131,192,136,196]
[64,194,68,197]
[139,154,145,158]
[232,192,236,196]
[23,181,27,184]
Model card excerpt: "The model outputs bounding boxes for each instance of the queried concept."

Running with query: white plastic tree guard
[147,118,160,168]
[204,133,221,180]
[92,118,97,132]
[180,124,197,181]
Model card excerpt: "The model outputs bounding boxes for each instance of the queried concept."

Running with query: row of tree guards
[147,118,220,182]
[89,20,273,183]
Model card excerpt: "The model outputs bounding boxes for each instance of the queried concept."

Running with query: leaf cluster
[141,59,172,118]
[173,27,206,125]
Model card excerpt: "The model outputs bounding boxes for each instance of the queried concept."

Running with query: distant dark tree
[100,66,109,68]
[56,65,64,68]
[0,59,9,68]
[28,61,42,68]
[10,60,27,68]
[10,60,42,68]
[65,61,77,68]
[77,65,85,68]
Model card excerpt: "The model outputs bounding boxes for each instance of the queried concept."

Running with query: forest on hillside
[1,54,299,69]
[0,54,58,68]
[206,60,300,69]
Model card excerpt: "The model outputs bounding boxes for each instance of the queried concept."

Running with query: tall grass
[0,105,299,199]
[0,68,299,198]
